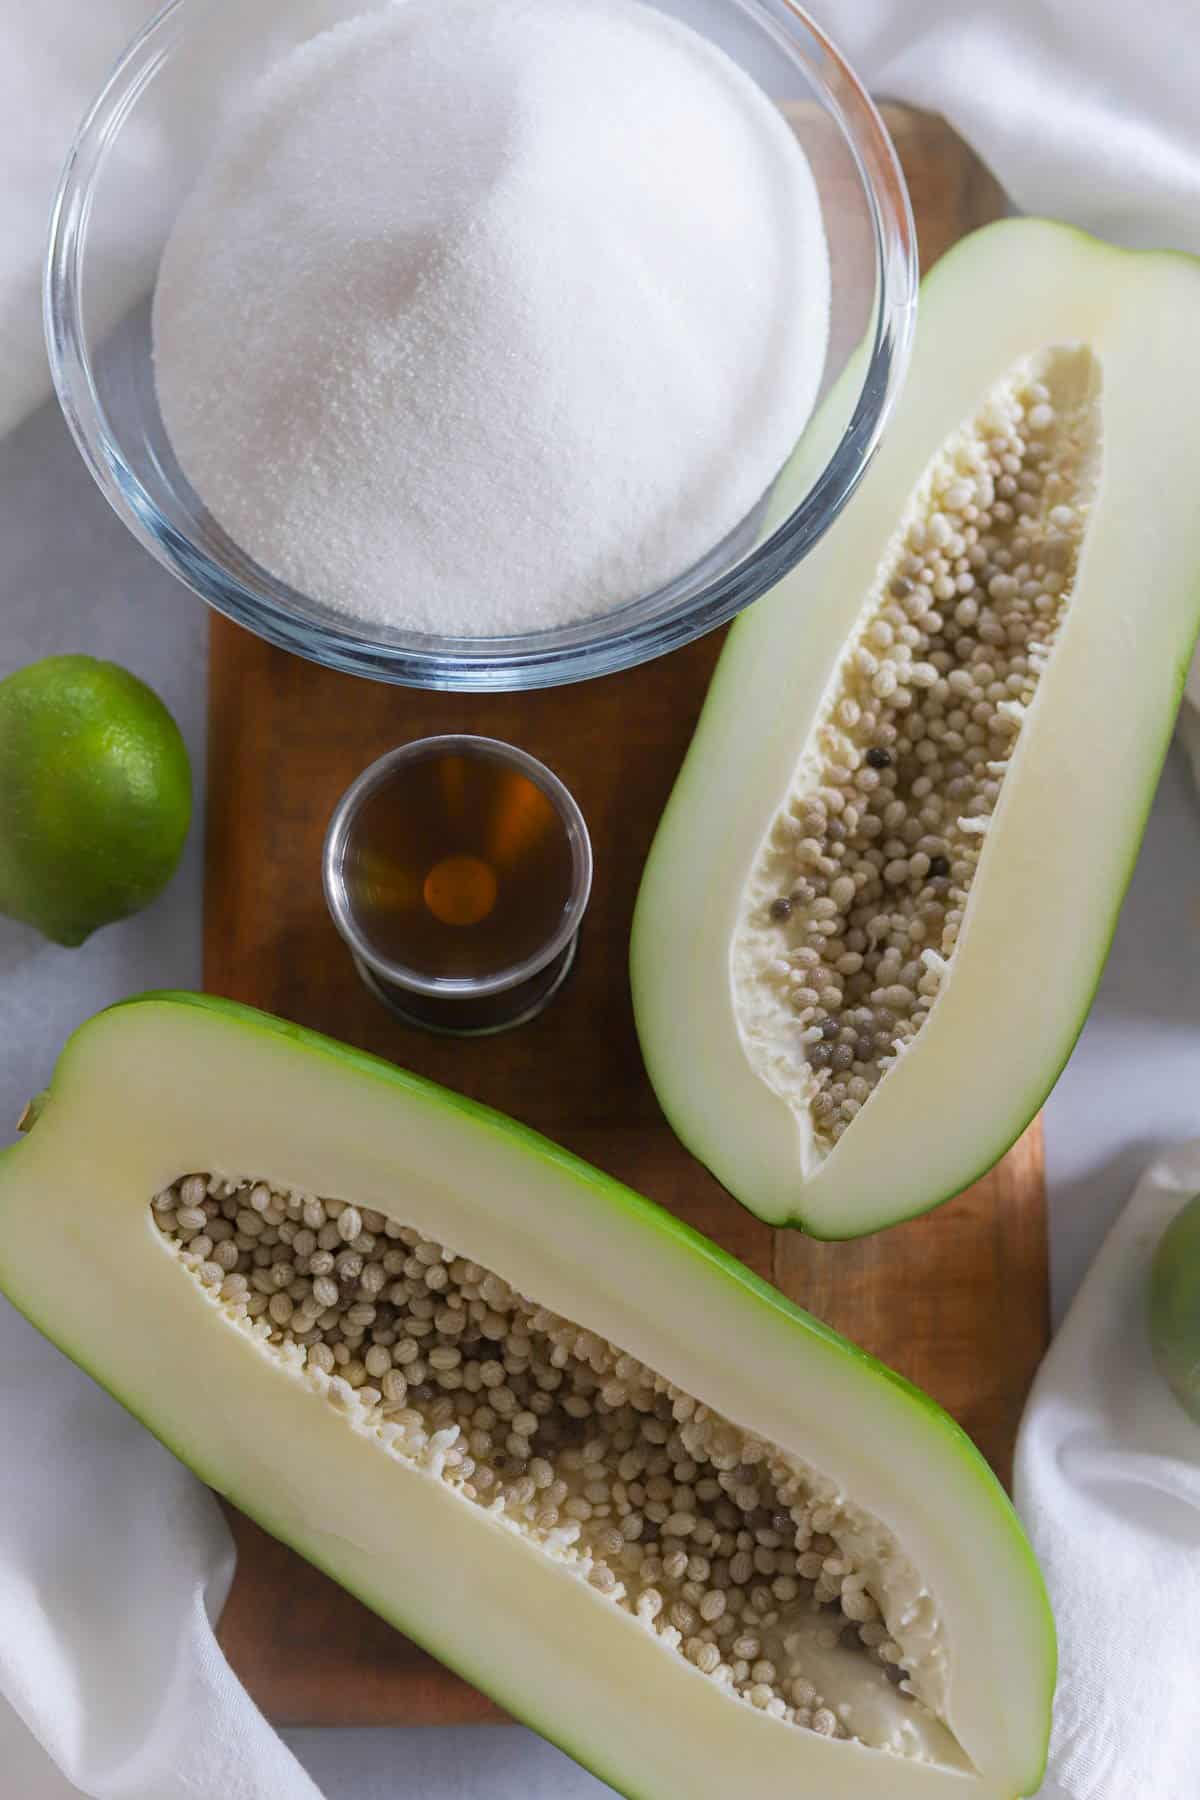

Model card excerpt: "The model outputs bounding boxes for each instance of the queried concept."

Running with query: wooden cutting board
[205,106,1045,1729]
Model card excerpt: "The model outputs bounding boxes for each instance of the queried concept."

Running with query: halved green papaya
[632,219,1200,1237]
[0,994,1051,1797]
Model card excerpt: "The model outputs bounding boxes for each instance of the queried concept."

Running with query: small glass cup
[323,736,593,1034]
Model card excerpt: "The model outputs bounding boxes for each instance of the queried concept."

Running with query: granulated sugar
[152,0,830,637]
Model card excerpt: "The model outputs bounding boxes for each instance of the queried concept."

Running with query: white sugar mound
[152,0,830,638]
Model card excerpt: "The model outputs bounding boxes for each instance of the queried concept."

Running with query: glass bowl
[46,0,917,692]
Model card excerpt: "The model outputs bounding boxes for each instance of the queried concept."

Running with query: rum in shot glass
[323,736,592,1035]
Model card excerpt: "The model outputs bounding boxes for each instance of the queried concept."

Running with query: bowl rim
[45,0,918,692]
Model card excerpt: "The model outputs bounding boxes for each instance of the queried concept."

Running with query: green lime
[1148,1193,1200,1425]
[0,654,192,947]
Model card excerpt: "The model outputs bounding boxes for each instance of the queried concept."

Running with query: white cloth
[0,389,322,1800]
[0,1323,323,1800]
[1014,1152,1200,1800]
[2,4,1200,1800]
[2,2,149,441]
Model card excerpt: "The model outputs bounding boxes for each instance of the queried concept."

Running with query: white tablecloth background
[4,2,1200,1796]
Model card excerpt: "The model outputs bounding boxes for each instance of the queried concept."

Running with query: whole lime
[0,654,192,947]
[1148,1193,1200,1425]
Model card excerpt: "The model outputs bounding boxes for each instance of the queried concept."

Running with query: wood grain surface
[206,107,1040,1729]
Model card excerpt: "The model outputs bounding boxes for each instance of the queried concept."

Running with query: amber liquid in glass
[342,749,576,981]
